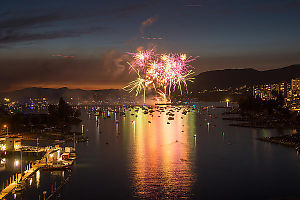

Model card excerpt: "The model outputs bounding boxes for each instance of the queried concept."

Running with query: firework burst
[124,48,197,103]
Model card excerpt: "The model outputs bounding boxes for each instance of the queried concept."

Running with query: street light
[43,191,47,200]
[3,125,8,136]
[226,99,230,107]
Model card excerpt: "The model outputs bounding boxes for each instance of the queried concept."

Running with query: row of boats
[93,105,199,125]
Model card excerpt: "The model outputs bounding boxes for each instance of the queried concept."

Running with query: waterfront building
[253,83,284,101]
[253,79,300,110]
[291,78,300,110]
[292,78,300,91]
[1,137,22,151]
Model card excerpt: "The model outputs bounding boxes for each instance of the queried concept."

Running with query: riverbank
[228,121,300,129]
[222,107,300,129]
[258,133,300,148]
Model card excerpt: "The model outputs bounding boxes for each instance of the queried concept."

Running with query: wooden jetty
[0,146,75,200]
[0,160,46,199]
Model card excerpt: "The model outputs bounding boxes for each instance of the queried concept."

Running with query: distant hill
[0,87,129,103]
[191,64,300,91]
[1,65,300,102]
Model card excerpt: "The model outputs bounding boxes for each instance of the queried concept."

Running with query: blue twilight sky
[0,0,300,91]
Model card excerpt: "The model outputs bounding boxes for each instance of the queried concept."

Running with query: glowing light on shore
[36,170,40,188]
[14,160,19,167]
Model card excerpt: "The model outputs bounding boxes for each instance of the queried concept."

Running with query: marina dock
[0,160,44,199]
[0,146,75,200]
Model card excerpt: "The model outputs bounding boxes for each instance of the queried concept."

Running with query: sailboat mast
[20,150,22,181]
[73,133,76,151]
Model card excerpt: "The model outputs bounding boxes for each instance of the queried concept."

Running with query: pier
[0,160,45,199]
[0,146,75,200]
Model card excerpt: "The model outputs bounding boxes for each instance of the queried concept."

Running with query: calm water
[2,102,300,199]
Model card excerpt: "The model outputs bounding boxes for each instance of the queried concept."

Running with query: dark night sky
[1,0,300,91]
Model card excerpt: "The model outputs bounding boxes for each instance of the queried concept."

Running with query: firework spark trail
[123,66,152,103]
[124,48,197,102]
[127,49,155,72]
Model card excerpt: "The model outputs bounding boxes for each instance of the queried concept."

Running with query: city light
[3,98,10,102]
[15,144,21,150]
[0,144,6,151]
[226,99,229,107]
[253,78,300,110]
[14,160,20,167]
[3,124,8,136]
[36,170,40,188]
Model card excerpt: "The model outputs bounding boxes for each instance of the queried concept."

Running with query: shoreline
[257,133,300,149]
[228,122,300,129]
[222,107,300,129]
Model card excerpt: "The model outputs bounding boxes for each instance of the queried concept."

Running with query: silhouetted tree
[48,97,81,133]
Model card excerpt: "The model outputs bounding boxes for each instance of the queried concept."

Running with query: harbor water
[1,102,300,199]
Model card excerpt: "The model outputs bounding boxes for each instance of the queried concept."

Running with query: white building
[4,137,21,151]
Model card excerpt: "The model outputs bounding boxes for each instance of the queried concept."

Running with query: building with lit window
[0,137,22,151]
[291,78,300,110]
[253,78,300,110]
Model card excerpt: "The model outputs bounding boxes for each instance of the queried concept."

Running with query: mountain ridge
[191,64,300,90]
[1,65,299,101]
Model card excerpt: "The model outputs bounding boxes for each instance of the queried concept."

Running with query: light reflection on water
[127,107,195,199]
[1,103,300,199]
[4,169,67,200]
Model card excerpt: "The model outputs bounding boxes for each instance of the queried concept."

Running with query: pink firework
[124,48,197,100]
[127,48,155,72]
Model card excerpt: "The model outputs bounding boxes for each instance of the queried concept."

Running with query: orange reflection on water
[127,107,195,199]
